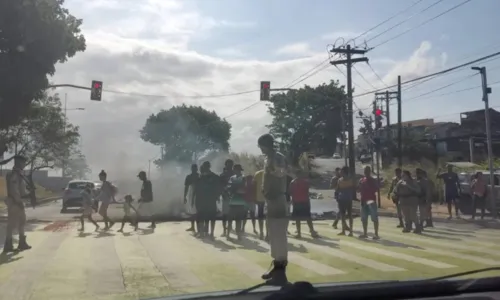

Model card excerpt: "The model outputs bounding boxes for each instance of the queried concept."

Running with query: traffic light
[375,115,383,129]
[90,80,103,101]
[260,81,270,101]
[375,108,383,116]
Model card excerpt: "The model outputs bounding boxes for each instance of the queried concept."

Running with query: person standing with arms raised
[258,134,289,285]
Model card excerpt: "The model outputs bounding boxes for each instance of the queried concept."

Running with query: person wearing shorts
[243,174,258,234]
[290,170,318,238]
[358,166,379,239]
[336,166,354,236]
[79,184,99,232]
[253,169,267,240]
[227,164,247,240]
[436,165,461,219]
[219,159,235,236]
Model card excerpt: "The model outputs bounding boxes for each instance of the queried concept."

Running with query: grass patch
[0,176,59,207]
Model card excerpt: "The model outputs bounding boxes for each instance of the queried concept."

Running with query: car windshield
[2,1,500,300]
[68,182,92,190]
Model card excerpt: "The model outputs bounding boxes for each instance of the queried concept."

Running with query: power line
[103,88,259,99]
[369,0,472,50]
[350,0,426,43]
[353,65,377,90]
[353,50,500,98]
[364,0,444,45]
[284,58,330,88]
[367,62,390,88]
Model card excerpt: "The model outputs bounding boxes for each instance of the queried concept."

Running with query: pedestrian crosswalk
[1,217,500,300]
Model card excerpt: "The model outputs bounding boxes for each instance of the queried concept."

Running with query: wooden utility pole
[330,45,368,177]
[397,76,402,168]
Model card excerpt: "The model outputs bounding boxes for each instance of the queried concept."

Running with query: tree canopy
[0,92,81,175]
[0,0,86,129]
[140,104,231,164]
[267,81,347,163]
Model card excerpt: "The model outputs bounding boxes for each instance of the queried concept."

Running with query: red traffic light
[375,109,383,116]
[93,82,101,89]
[262,83,270,89]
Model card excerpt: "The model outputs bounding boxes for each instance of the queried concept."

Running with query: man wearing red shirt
[290,170,318,238]
[358,166,379,239]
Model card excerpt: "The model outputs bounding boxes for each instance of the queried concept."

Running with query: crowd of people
[2,136,479,285]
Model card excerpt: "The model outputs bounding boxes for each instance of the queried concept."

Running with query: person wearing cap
[194,161,220,238]
[137,170,155,229]
[258,133,289,285]
[227,164,247,240]
[3,155,32,253]
[219,159,235,236]
[184,164,199,232]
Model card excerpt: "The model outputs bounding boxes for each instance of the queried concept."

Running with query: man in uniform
[258,134,289,285]
[416,168,433,230]
[3,155,32,253]
[387,168,404,228]
[393,170,421,233]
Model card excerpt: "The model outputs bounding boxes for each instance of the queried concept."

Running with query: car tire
[61,206,67,213]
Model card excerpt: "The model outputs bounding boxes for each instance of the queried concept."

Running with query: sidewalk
[0,196,60,217]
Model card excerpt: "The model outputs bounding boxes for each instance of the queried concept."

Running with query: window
[68,182,94,189]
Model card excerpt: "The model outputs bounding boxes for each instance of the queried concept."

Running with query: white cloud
[275,42,316,57]
[52,1,443,178]
[215,47,247,58]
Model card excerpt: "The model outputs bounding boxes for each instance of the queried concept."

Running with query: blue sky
[44,0,500,176]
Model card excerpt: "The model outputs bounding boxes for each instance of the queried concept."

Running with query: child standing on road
[79,184,100,232]
[118,195,139,232]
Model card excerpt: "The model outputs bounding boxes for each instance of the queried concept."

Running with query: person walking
[184,164,199,232]
[258,134,289,285]
[358,166,379,239]
[96,170,116,230]
[137,171,155,229]
[290,170,318,238]
[117,195,139,232]
[336,166,354,237]
[436,165,461,219]
[471,171,487,220]
[194,161,220,238]
[393,170,421,233]
[242,174,258,234]
[227,164,247,240]
[387,168,404,228]
[253,169,267,240]
[331,167,350,231]
[79,183,100,232]
[219,159,235,237]
[2,155,32,253]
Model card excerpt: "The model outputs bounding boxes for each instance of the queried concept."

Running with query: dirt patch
[41,220,73,232]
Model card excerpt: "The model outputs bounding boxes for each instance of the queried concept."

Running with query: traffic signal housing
[260,81,270,101]
[90,80,103,101]
[374,108,383,129]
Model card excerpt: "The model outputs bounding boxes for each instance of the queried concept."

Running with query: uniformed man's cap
[13,155,27,161]
[137,171,146,177]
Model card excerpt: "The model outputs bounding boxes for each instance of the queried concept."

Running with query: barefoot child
[118,195,139,232]
[79,184,100,232]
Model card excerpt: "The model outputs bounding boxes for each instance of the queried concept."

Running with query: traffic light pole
[397,76,403,168]
[47,84,91,91]
[472,66,496,218]
[330,45,368,178]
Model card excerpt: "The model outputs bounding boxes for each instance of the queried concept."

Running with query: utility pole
[472,66,496,218]
[397,76,403,168]
[330,44,368,177]
[62,93,67,178]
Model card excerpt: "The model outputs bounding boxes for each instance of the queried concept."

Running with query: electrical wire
[284,58,331,88]
[353,50,500,98]
[364,0,445,45]
[349,0,426,44]
[369,0,472,51]
[102,87,259,99]
[353,65,378,90]
[367,62,390,88]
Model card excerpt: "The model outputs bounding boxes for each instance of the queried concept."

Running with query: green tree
[0,92,80,176]
[60,147,91,179]
[0,0,86,130]
[140,104,231,164]
[267,81,347,164]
